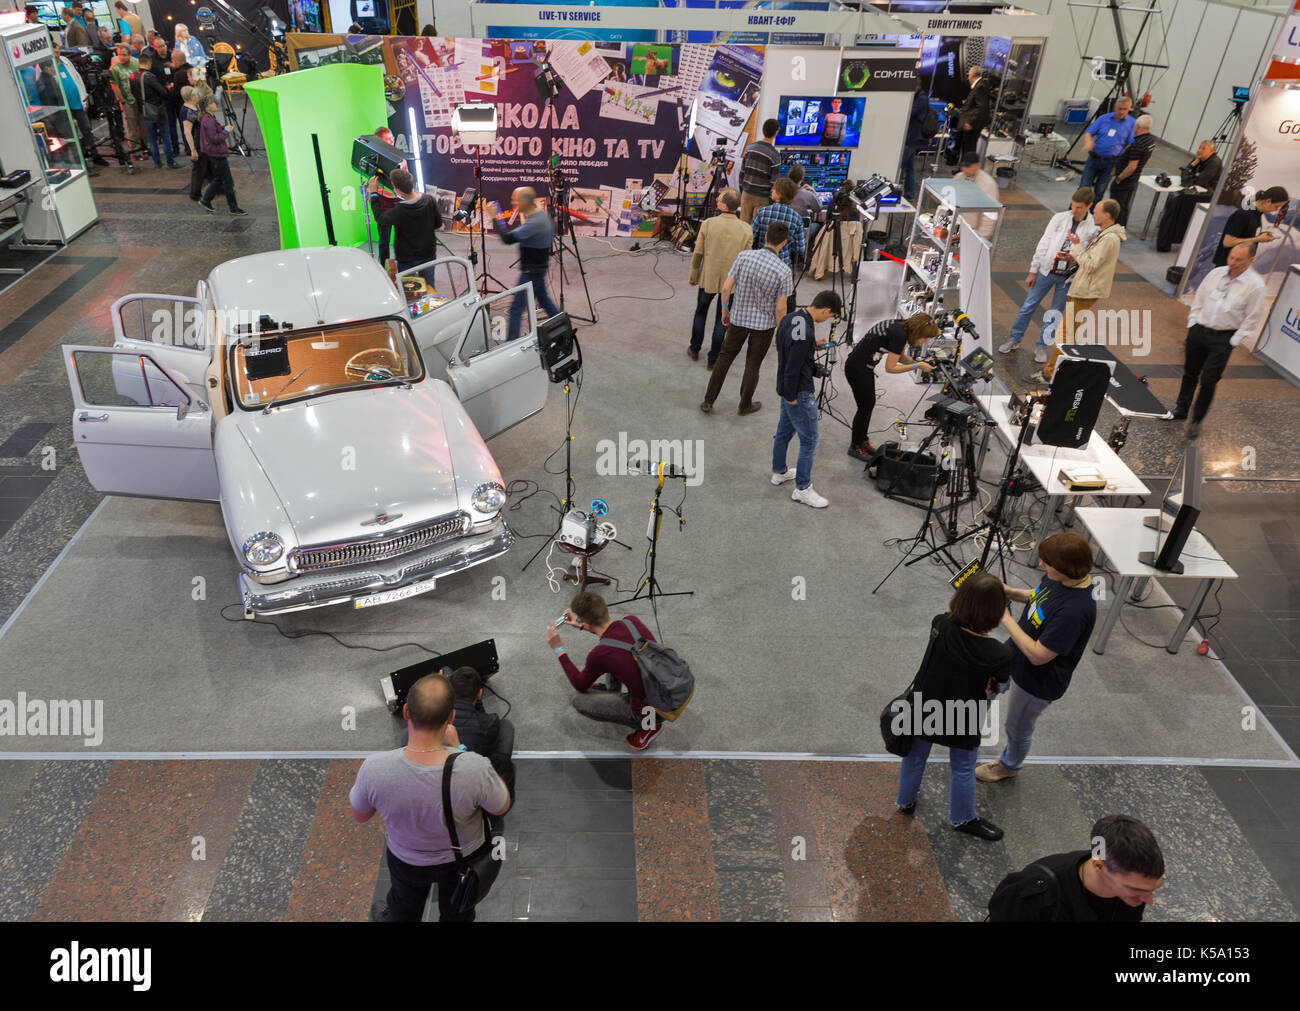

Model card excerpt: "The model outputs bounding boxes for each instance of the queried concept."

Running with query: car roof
[207,246,403,328]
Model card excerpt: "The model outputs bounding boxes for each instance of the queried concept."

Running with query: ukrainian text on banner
[288,34,765,238]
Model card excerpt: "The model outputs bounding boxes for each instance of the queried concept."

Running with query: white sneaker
[1033,347,1049,363]
[792,486,829,508]
[997,340,1019,354]
[771,468,796,486]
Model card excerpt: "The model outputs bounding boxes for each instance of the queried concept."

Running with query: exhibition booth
[0,16,99,289]
[0,0,1283,771]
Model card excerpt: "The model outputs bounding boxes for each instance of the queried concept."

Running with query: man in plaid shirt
[700,220,793,416]
[751,177,806,272]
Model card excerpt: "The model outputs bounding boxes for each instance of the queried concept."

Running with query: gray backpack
[605,619,696,722]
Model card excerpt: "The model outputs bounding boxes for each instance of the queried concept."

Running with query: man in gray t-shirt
[351,673,511,922]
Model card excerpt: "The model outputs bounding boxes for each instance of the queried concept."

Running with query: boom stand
[609,466,694,609]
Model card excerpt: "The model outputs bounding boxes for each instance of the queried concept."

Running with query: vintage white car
[62,247,549,615]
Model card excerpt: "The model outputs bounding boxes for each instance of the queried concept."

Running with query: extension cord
[1197,639,1210,656]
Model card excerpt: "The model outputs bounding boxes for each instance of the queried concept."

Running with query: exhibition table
[1137,172,1184,241]
[1073,506,1237,655]
[981,394,1150,541]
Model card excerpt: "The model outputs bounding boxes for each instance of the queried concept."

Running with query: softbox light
[452,104,498,147]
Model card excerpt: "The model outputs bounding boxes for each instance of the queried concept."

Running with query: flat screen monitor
[777,96,866,148]
[1140,443,1202,573]
[779,149,850,199]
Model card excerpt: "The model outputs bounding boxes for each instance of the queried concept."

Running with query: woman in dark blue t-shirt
[977,532,1097,783]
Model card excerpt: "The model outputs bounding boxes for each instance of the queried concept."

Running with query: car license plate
[353,579,437,609]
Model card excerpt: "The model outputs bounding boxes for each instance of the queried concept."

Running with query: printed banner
[1184,84,1300,297]
[287,35,765,237]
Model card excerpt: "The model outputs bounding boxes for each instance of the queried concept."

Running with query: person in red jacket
[545,591,664,750]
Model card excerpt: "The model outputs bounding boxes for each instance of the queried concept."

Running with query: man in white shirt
[1173,243,1266,440]
[954,152,999,240]
[999,187,1098,362]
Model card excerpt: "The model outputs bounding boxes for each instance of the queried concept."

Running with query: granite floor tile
[789,905,835,922]
[203,759,330,922]
[1200,767,1286,832]
[0,423,54,459]
[158,760,260,922]
[704,760,788,920]
[801,762,952,922]
[511,872,637,921]
[284,759,386,922]
[514,830,635,871]
[32,760,219,922]
[0,760,112,921]
[632,759,719,922]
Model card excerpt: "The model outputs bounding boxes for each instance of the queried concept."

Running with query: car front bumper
[238,522,513,616]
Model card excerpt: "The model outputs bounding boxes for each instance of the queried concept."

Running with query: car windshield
[228,318,424,410]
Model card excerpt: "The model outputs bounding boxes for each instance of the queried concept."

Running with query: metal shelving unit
[897,177,1003,319]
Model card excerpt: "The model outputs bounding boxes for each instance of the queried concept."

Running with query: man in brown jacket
[689,188,752,368]
[1040,198,1126,381]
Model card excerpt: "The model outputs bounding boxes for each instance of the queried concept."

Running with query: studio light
[406,106,424,191]
[452,103,498,148]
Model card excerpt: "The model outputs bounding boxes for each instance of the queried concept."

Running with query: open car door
[445,285,549,440]
[108,293,211,406]
[63,346,219,502]
[397,257,480,369]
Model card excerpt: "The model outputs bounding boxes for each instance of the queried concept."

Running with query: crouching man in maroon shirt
[545,591,664,751]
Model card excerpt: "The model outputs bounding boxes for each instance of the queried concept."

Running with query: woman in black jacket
[894,572,1012,840]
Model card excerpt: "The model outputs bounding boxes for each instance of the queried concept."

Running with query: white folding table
[1074,507,1237,655]
[980,394,1150,542]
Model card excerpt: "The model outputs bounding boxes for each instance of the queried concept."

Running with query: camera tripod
[798,202,861,338]
[695,149,729,223]
[812,323,851,429]
[218,86,259,158]
[871,411,984,594]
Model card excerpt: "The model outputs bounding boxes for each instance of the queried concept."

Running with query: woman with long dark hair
[843,313,937,460]
[894,572,1012,841]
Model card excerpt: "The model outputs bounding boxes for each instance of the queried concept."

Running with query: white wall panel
[1162,3,1239,149]
[1192,8,1277,144]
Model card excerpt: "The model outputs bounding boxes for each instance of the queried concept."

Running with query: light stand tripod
[610,464,695,610]
[550,171,597,323]
[523,376,578,573]
[470,144,509,297]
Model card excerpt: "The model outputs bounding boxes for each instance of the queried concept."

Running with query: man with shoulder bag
[350,672,511,922]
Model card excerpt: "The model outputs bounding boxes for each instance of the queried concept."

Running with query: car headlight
[243,531,285,565]
[471,481,507,515]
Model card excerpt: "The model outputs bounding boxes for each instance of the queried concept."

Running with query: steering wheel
[344,348,402,381]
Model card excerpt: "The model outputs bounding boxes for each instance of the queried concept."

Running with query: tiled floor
[0,757,1293,921]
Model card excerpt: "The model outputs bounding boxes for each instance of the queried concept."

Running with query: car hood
[230,384,462,548]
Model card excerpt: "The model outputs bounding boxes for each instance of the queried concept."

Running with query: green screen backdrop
[245,64,387,250]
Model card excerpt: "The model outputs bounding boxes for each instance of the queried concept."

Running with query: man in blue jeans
[998,187,1096,363]
[1078,97,1135,208]
[771,289,841,509]
[493,186,561,341]
[977,533,1097,783]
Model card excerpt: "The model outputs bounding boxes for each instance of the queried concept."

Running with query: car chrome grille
[293,513,471,573]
